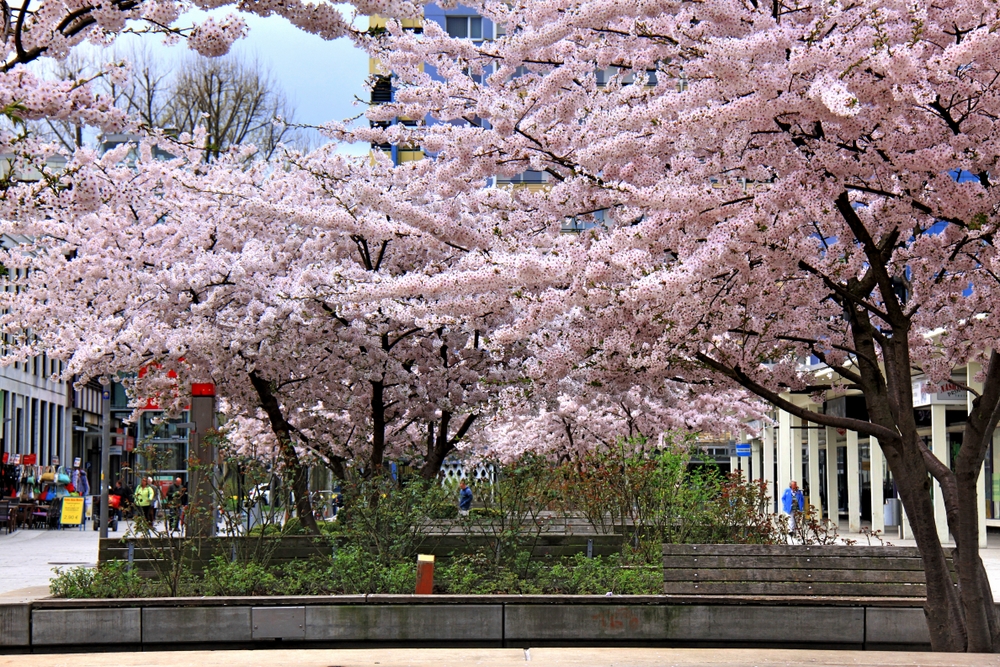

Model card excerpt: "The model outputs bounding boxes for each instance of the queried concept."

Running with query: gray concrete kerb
[2,648,1000,667]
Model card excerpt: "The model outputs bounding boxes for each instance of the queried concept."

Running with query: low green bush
[48,547,661,598]
[50,561,155,599]
[246,523,283,537]
[198,557,279,596]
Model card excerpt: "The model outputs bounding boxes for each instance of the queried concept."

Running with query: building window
[446,16,483,41]
[496,170,545,185]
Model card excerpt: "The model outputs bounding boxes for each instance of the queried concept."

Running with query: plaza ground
[0,648,998,667]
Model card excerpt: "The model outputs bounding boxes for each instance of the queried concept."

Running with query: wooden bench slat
[662,568,929,584]
[663,555,930,570]
[661,544,941,558]
[661,544,952,599]
[662,581,929,597]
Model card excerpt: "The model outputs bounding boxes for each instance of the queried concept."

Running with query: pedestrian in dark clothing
[458,481,473,517]
[110,479,129,521]
[166,477,188,533]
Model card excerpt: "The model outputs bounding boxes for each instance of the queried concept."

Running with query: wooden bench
[98,536,336,574]
[663,544,952,599]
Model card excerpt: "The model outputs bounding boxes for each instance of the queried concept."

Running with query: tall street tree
[354,0,1000,651]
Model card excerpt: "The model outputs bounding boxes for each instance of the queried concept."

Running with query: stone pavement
[1,648,998,667]
[3,520,1000,598]
[0,521,116,595]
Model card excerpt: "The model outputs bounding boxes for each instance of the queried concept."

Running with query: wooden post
[415,554,435,594]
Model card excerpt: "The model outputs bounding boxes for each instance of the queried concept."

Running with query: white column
[739,451,749,482]
[38,399,46,464]
[847,429,861,532]
[60,405,69,469]
[826,426,839,525]
[995,430,1000,529]
[978,464,987,549]
[808,424,821,516]
[730,455,739,480]
[42,401,49,465]
[931,403,950,543]
[751,440,762,482]
[791,414,803,488]
[778,410,792,498]
[764,424,776,512]
[968,362,988,549]
[871,437,885,533]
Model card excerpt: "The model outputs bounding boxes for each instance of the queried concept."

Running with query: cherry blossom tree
[470,383,758,464]
[5,0,998,650]
[0,136,522,530]
[347,0,1000,652]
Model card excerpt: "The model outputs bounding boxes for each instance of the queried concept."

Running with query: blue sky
[57,5,373,155]
[224,9,371,149]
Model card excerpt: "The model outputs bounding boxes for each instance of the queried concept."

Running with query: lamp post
[99,378,111,538]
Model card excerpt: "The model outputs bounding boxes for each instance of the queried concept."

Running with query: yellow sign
[60,497,85,525]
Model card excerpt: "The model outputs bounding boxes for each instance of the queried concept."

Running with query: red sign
[1,452,7,464]
[192,383,216,397]
[22,453,37,465]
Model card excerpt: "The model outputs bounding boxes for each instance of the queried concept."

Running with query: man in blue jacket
[782,480,806,542]
[458,481,473,517]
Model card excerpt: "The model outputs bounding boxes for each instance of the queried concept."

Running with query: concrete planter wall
[0,595,937,652]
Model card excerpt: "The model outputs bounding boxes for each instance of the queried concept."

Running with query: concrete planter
[0,595,941,652]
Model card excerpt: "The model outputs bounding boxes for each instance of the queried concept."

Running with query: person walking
[458,480,473,517]
[781,480,806,542]
[110,478,129,522]
[134,477,156,527]
[166,477,188,533]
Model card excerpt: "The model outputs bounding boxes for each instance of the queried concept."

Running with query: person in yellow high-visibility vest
[134,477,155,526]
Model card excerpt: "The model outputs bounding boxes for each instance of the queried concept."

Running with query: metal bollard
[415,554,435,594]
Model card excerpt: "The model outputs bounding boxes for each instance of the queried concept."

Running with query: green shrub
[536,554,661,595]
[198,557,279,596]
[281,516,307,535]
[436,551,540,594]
[247,523,284,537]
[50,561,155,599]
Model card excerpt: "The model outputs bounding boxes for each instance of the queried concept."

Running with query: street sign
[735,443,751,457]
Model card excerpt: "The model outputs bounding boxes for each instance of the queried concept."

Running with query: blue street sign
[735,443,751,457]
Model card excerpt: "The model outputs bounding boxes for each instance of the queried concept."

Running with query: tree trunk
[953,354,1000,652]
[329,455,347,481]
[419,411,477,479]
[370,379,386,473]
[886,439,967,651]
[248,370,320,535]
